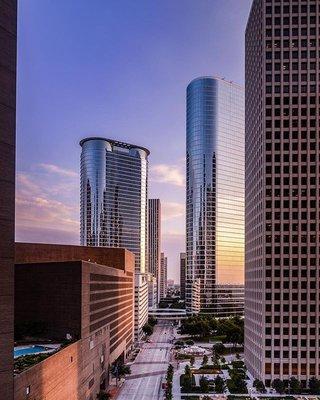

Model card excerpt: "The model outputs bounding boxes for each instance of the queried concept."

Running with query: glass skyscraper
[80,137,148,274]
[186,76,244,314]
[80,137,149,339]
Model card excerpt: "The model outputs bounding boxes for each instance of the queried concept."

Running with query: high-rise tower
[80,137,149,339]
[148,198,161,303]
[245,0,320,386]
[186,77,245,314]
[180,252,186,300]
[159,252,167,300]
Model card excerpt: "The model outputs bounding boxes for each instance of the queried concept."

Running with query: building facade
[80,137,149,340]
[245,0,320,386]
[148,198,161,303]
[180,252,186,300]
[186,76,245,314]
[14,243,134,400]
[159,252,167,300]
[212,284,244,318]
[147,273,157,309]
[0,1,17,398]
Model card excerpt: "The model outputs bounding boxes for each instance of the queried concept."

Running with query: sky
[16,0,252,283]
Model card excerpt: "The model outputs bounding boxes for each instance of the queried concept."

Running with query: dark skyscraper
[245,0,320,386]
[148,198,161,303]
[186,77,244,314]
[0,1,17,398]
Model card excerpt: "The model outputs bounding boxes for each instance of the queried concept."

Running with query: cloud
[162,201,185,221]
[150,163,185,187]
[15,164,79,243]
[38,163,78,178]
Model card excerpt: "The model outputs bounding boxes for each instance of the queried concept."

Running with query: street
[117,322,174,400]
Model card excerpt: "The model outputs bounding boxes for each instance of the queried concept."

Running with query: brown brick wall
[14,244,134,399]
[15,262,82,340]
[82,261,134,362]
[0,1,16,398]
[15,243,135,273]
[14,335,112,400]
[14,341,82,400]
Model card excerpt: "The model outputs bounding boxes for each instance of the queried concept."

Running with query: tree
[309,377,320,394]
[227,374,247,394]
[165,381,173,400]
[180,365,194,391]
[272,378,285,394]
[185,364,192,377]
[202,355,208,366]
[213,343,225,357]
[203,397,213,400]
[111,362,131,386]
[253,379,266,393]
[288,377,301,394]
[214,375,225,393]
[148,316,157,326]
[166,364,174,381]
[199,375,210,393]
[142,323,153,336]
[190,355,195,367]
[96,392,111,400]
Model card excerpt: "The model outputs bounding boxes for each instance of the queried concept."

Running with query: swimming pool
[14,345,53,358]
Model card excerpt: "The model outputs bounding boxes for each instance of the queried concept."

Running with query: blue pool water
[14,345,49,358]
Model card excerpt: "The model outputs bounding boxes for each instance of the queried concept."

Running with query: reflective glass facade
[186,77,244,314]
[80,138,149,273]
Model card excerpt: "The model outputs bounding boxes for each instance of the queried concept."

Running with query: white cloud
[15,165,79,243]
[162,201,185,221]
[150,163,185,187]
[38,163,78,178]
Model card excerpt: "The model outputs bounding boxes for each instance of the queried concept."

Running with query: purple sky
[16,0,252,282]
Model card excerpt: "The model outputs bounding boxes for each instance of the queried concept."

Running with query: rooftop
[79,137,150,156]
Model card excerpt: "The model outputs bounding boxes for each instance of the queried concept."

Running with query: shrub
[142,323,153,336]
[199,376,210,393]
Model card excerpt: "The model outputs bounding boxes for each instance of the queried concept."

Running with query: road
[117,321,174,400]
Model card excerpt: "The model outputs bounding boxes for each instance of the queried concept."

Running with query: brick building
[0,0,17,398]
[14,243,134,400]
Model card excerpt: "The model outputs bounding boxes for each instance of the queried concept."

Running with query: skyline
[15,0,252,281]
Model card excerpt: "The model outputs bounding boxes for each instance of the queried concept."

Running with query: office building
[14,243,134,400]
[212,284,244,318]
[0,1,17,398]
[245,0,320,386]
[147,273,157,309]
[180,252,186,300]
[159,252,167,300]
[148,198,161,303]
[80,137,149,340]
[186,76,245,314]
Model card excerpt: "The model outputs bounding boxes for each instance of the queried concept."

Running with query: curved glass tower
[80,137,149,340]
[80,137,149,274]
[186,77,244,314]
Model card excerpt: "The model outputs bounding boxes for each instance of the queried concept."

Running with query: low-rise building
[14,243,134,400]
